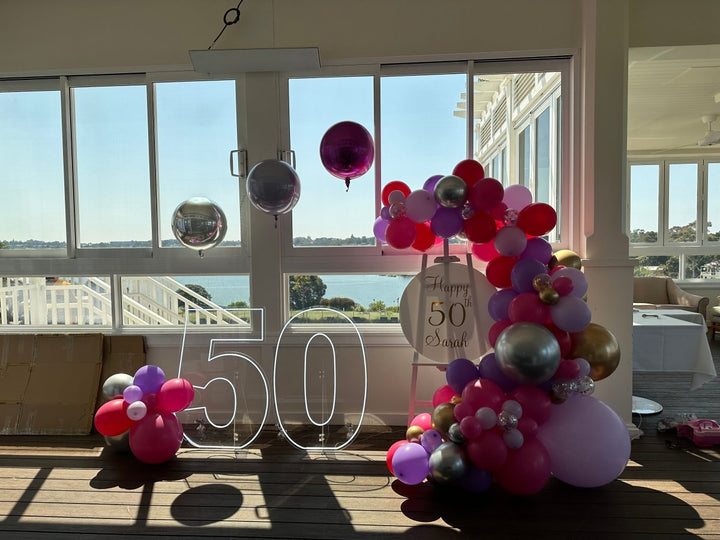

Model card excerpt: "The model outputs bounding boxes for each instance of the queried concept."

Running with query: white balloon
[405,189,437,223]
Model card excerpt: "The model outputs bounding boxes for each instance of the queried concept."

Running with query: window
[0,85,65,252]
[629,159,720,279]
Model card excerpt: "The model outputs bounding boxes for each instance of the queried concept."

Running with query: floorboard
[2,337,720,538]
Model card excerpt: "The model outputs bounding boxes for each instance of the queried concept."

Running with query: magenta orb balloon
[319,121,375,188]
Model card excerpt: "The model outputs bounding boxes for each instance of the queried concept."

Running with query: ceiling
[628,44,720,154]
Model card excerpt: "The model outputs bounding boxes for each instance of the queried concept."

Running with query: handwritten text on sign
[400,263,496,363]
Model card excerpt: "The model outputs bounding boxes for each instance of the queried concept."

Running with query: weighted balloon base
[632,395,663,415]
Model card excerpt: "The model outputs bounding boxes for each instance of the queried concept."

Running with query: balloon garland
[94,365,195,464]
[383,159,630,495]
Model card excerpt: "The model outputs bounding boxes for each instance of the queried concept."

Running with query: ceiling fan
[698,114,720,146]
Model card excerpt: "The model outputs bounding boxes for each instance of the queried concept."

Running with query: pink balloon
[94,398,133,437]
[471,240,500,262]
[432,384,459,407]
[517,416,539,438]
[516,203,557,237]
[461,377,506,413]
[550,296,592,333]
[488,319,512,348]
[410,413,433,431]
[508,292,550,325]
[554,359,581,381]
[453,400,475,422]
[459,415,484,440]
[509,385,552,424]
[129,411,183,464]
[385,216,417,249]
[494,225,527,256]
[466,430,507,471]
[468,177,504,211]
[551,267,588,298]
[537,394,630,487]
[495,437,551,495]
[157,378,195,413]
[502,184,533,210]
[552,275,574,296]
[405,189,438,223]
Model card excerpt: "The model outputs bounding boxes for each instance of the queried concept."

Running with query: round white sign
[400,262,496,363]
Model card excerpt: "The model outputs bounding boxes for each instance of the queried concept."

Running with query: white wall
[3,0,718,427]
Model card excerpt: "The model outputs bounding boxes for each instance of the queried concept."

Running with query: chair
[708,297,720,339]
[633,276,709,320]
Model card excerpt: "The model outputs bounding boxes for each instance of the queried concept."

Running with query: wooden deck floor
[3,339,720,539]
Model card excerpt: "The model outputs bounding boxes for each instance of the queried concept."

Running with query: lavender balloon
[511,258,548,293]
[373,216,389,243]
[488,288,519,321]
[133,365,166,395]
[520,237,553,263]
[392,442,431,485]
[319,121,374,189]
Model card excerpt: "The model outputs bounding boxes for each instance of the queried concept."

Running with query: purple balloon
[488,288,519,321]
[392,442,431,485]
[123,384,144,404]
[319,121,374,185]
[373,216,389,243]
[520,237,553,263]
[420,429,444,454]
[430,206,464,238]
[423,174,443,193]
[477,352,519,393]
[537,393,630,487]
[551,267,588,298]
[549,296,592,333]
[446,358,480,394]
[133,365,166,395]
[380,206,391,221]
[510,258,548,293]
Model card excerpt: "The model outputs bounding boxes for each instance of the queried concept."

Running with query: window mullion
[146,79,161,253]
[60,76,79,257]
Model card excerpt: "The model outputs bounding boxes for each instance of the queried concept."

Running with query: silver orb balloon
[495,322,561,385]
[434,175,468,208]
[246,159,301,217]
[104,431,131,453]
[171,197,227,257]
[102,373,134,401]
[428,442,469,485]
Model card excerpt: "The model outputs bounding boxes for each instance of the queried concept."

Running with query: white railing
[0,276,249,328]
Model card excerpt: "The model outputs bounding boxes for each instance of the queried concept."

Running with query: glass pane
[74,86,151,247]
[287,273,414,323]
[667,163,698,243]
[381,73,466,191]
[518,127,531,187]
[289,77,375,247]
[698,255,720,279]
[707,162,720,241]
[156,81,240,248]
[0,91,66,249]
[535,107,551,203]
[629,164,659,243]
[121,275,250,326]
[0,276,111,326]
[632,256,677,278]
[686,255,720,279]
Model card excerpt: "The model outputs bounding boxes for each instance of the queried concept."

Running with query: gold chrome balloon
[553,249,582,270]
[406,425,425,442]
[539,287,560,305]
[431,402,456,436]
[569,323,621,381]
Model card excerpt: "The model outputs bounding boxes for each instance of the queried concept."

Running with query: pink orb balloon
[319,121,374,188]
[129,411,183,464]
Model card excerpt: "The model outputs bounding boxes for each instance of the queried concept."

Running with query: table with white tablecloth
[633,309,716,391]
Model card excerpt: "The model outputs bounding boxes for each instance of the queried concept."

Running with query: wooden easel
[406,240,484,426]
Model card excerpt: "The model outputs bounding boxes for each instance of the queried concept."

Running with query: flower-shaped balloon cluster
[94,365,194,464]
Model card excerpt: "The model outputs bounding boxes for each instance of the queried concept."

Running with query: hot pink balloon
[385,216,417,249]
[157,378,195,413]
[319,121,374,188]
[466,430,507,471]
[468,177,504,211]
[508,292,550,324]
[509,385,552,424]
[129,410,183,464]
[410,413,433,431]
[461,377,506,413]
[496,437,551,495]
[432,384,459,407]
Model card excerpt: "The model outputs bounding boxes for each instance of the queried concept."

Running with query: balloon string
[274,215,278,229]
[345,178,350,191]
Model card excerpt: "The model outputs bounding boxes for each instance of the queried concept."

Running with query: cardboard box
[95,335,146,408]
[0,334,104,435]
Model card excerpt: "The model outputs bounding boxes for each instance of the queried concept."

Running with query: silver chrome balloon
[495,322,561,384]
[246,159,301,216]
[104,431,131,453]
[428,441,469,485]
[433,175,468,208]
[171,197,227,256]
[102,373,134,401]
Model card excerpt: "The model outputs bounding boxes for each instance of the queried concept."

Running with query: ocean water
[175,274,415,308]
